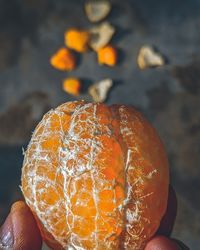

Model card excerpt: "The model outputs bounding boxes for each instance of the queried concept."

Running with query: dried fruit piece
[85,0,111,23]
[65,29,90,53]
[89,78,113,102]
[50,48,76,71]
[21,101,169,250]
[89,22,115,51]
[62,78,81,96]
[137,46,165,69]
[97,45,117,66]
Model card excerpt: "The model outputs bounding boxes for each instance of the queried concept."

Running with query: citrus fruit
[21,101,169,250]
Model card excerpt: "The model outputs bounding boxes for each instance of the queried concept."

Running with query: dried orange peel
[21,101,169,250]
[97,45,117,66]
[50,48,76,71]
[62,78,81,96]
[65,29,90,53]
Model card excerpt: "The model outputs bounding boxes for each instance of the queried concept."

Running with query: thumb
[0,201,42,250]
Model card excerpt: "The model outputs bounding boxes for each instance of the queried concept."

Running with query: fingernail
[0,214,14,249]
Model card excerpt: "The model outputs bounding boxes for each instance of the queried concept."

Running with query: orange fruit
[21,101,169,250]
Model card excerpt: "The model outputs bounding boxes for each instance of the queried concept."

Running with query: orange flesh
[21,101,169,250]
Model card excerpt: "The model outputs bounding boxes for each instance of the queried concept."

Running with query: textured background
[0,0,200,249]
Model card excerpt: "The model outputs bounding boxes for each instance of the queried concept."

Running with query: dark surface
[0,0,200,248]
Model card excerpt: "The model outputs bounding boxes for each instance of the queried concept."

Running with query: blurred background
[0,0,200,249]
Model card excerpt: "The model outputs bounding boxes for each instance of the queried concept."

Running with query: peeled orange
[21,101,169,250]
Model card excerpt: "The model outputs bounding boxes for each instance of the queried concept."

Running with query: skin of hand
[0,186,189,250]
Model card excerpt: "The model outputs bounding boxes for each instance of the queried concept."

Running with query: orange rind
[50,48,76,71]
[62,78,81,96]
[65,29,90,53]
[97,46,117,66]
